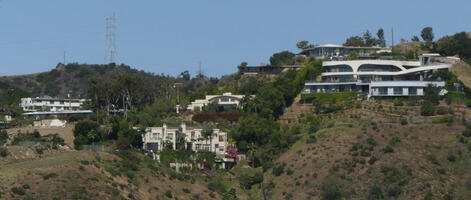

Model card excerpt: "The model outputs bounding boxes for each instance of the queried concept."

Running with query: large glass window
[394,87,403,95]
[378,87,388,95]
[409,87,417,95]
[358,64,401,72]
[325,65,353,72]
[167,133,174,140]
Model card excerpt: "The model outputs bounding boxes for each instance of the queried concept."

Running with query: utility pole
[105,13,117,64]
[197,61,204,78]
[391,28,394,47]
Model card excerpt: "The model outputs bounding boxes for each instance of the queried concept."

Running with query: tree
[73,120,100,148]
[269,51,295,66]
[179,70,190,81]
[377,28,385,47]
[296,40,313,50]
[363,30,375,46]
[202,122,215,153]
[421,101,435,116]
[421,27,434,42]
[411,36,420,42]
[424,84,440,105]
[435,32,471,59]
[344,36,365,47]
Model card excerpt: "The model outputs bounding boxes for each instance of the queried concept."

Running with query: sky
[0,0,470,77]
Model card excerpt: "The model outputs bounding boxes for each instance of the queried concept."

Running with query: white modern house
[304,54,459,97]
[20,97,92,119]
[300,44,391,59]
[142,123,230,155]
[185,93,246,112]
[20,97,87,112]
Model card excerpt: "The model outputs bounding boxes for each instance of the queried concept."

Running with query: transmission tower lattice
[105,13,117,64]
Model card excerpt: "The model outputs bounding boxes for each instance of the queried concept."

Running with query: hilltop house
[185,93,246,112]
[20,97,92,119]
[299,44,391,59]
[20,97,88,112]
[304,54,459,97]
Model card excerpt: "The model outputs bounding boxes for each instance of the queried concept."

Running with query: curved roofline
[207,95,243,102]
[321,63,452,76]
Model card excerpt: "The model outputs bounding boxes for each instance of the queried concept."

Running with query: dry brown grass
[0,149,217,200]
[451,60,471,88]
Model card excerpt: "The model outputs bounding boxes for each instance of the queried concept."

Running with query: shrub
[11,186,25,195]
[239,169,263,189]
[321,177,343,200]
[431,115,454,123]
[393,98,403,106]
[182,188,191,194]
[436,106,448,115]
[286,168,294,175]
[389,135,401,146]
[400,118,408,125]
[272,164,285,176]
[207,177,227,195]
[462,128,471,137]
[421,101,435,116]
[368,156,377,165]
[164,190,172,198]
[43,173,58,180]
[426,154,440,165]
[368,186,384,200]
[382,146,394,153]
[0,147,8,157]
[447,155,456,162]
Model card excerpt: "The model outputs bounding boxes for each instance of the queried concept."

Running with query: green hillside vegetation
[2,28,471,199]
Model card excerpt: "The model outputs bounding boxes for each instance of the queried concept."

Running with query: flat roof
[22,110,93,116]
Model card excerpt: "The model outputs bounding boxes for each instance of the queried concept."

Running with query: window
[152,133,160,140]
[358,64,401,72]
[393,87,403,95]
[215,144,219,149]
[219,146,224,152]
[50,101,54,104]
[167,133,174,140]
[378,87,388,95]
[220,97,229,102]
[409,87,417,95]
[60,101,65,105]
[219,136,224,142]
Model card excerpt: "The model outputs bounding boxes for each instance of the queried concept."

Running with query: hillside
[262,99,471,199]
[450,61,471,88]
[0,148,218,200]
[0,63,166,99]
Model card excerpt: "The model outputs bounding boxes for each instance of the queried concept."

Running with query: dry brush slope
[265,113,471,199]
[0,149,219,200]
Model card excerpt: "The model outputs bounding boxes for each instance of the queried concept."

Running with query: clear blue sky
[0,0,469,77]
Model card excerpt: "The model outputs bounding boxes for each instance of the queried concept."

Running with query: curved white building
[186,92,246,112]
[305,54,459,97]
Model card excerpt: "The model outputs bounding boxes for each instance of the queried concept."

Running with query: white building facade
[142,123,230,156]
[300,44,391,59]
[304,54,459,97]
[20,97,87,112]
[186,93,245,112]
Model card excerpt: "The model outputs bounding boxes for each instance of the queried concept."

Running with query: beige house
[142,123,229,156]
